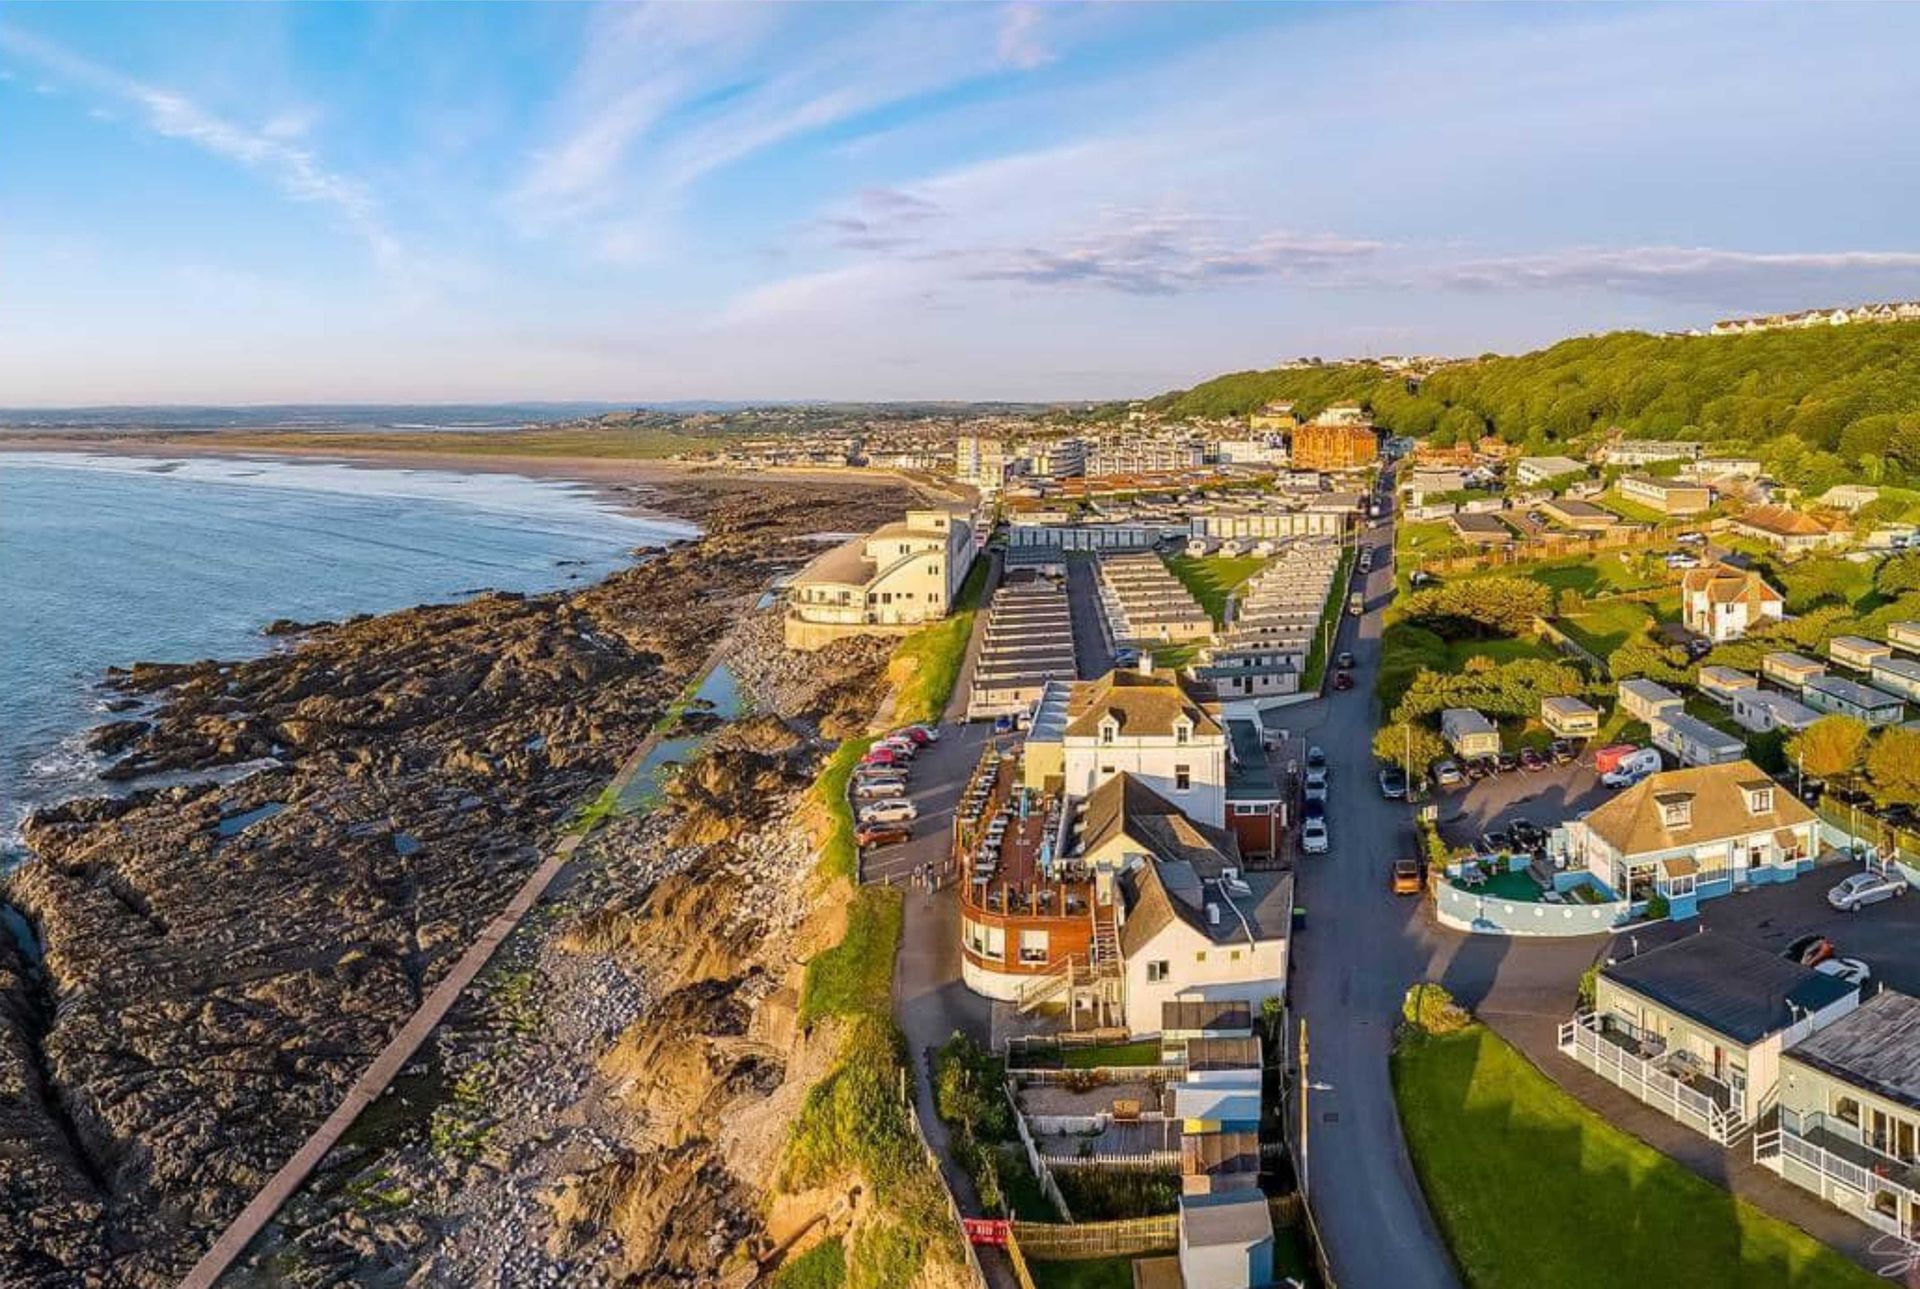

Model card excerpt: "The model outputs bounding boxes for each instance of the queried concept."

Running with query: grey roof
[1603,933,1856,1045]
[1182,1036,1263,1071]
[1180,1191,1274,1249]
[1162,999,1254,1034]
[1786,990,1920,1112]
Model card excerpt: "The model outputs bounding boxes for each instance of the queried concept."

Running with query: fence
[1008,1066,1173,1087]
[902,1097,990,1289]
[1534,615,1609,675]
[1040,1150,1181,1172]
[1007,1080,1074,1222]
[1433,876,1631,937]
[1558,1013,1744,1145]
[1414,517,1706,579]
[1009,1214,1179,1260]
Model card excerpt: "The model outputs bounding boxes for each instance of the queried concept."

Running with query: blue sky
[5,1,1920,405]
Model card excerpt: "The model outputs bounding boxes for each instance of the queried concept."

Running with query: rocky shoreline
[0,473,922,1287]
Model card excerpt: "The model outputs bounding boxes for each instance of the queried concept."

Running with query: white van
[1601,748,1662,788]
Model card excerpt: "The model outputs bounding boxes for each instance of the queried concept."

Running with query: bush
[1402,983,1471,1037]
[1643,893,1671,921]
[934,1032,1013,1143]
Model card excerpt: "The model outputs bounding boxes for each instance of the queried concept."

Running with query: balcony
[1559,1013,1744,1145]
[1765,1111,1920,1239]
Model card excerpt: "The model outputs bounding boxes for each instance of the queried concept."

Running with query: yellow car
[1392,860,1424,896]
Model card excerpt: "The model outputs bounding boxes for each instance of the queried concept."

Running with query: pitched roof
[1681,564,1783,607]
[1737,505,1839,538]
[1602,933,1856,1045]
[1785,990,1920,1112]
[1179,1191,1274,1249]
[1064,668,1223,740]
[1579,760,1813,857]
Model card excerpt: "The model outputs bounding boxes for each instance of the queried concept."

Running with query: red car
[857,824,912,848]
[1333,671,1354,691]
[862,747,903,766]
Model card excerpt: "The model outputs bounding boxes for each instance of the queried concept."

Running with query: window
[1175,765,1191,792]
[1100,721,1116,746]
[1146,960,1169,983]
[1231,950,1242,962]
[1835,1095,1862,1127]
[1745,787,1774,815]
[1175,722,1191,746]
[1019,929,1050,964]
[1101,765,1115,779]
[1194,951,1207,963]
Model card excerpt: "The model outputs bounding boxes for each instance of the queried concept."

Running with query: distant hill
[1151,321,1920,495]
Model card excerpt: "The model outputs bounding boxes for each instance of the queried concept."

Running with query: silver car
[1828,872,1908,911]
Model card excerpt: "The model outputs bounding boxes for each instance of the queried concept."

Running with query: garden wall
[1434,877,1630,936]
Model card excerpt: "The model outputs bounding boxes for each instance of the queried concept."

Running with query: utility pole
[1298,1016,1311,1199]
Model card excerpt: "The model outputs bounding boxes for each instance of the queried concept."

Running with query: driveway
[1268,518,1464,1289]
[1432,761,1611,849]
[1064,553,1115,678]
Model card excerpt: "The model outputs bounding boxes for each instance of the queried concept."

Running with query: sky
[4,1,1920,406]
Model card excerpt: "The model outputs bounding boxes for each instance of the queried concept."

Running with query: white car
[1828,871,1908,912]
[1815,956,1872,986]
[1301,818,1330,854]
[858,799,918,825]
[1304,768,1330,802]
[853,780,906,800]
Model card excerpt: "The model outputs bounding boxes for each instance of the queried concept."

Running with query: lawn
[1598,489,1682,526]
[1301,546,1357,692]
[1555,599,1656,658]
[1028,1257,1134,1289]
[1446,637,1556,670]
[890,558,990,725]
[1162,552,1271,625]
[1392,1023,1880,1289]
[1061,1039,1165,1069]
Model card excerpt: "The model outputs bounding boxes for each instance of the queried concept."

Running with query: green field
[1029,1257,1134,1289]
[1555,599,1657,658]
[1446,637,1557,669]
[890,559,990,725]
[1393,1023,1878,1289]
[1162,552,1271,625]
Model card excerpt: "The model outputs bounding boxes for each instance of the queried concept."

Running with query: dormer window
[1655,793,1693,829]
[1174,717,1191,746]
[1099,716,1118,746]
[1744,786,1774,815]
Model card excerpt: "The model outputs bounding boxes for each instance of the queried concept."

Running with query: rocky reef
[0,473,921,1287]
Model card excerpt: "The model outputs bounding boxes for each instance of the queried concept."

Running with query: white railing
[1558,1014,1744,1145]
[1769,1120,1920,1237]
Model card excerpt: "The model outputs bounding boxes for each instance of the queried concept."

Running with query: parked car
[1480,830,1512,855]
[856,765,909,782]
[1432,759,1464,789]
[1675,532,1706,544]
[1520,746,1546,772]
[895,726,936,746]
[1303,797,1327,822]
[1497,751,1521,774]
[1463,758,1491,782]
[1391,859,1424,895]
[1784,933,1836,967]
[879,737,917,757]
[1301,818,1330,854]
[1379,766,1409,799]
[1306,745,1327,771]
[1507,818,1544,849]
[1548,738,1576,765]
[856,824,912,848]
[862,747,904,767]
[1815,956,1872,986]
[1665,553,1700,569]
[1333,671,1354,691]
[1828,871,1909,912]
[853,780,906,800]
[1304,768,1330,802]
[857,799,918,825]
[1336,651,1355,669]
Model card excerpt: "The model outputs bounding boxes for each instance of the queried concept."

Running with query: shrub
[1644,893,1671,921]
[1402,983,1471,1036]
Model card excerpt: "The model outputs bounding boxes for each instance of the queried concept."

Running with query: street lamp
[1297,1017,1337,1201]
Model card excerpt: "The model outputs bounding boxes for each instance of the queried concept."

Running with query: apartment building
[1619,474,1712,515]
[784,507,976,649]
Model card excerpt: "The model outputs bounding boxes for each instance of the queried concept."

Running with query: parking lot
[1432,755,1613,850]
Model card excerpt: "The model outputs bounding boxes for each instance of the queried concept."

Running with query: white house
[1062,663,1230,826]
[784,506,976,649]
[1680,565,1785,644]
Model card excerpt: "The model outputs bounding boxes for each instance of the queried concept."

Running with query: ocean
[0,452,696,852]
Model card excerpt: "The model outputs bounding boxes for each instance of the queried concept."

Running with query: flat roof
[1805,675,1903,708]
[1786,990,1920,1113]
[1180,1191,1274,1249]
[1603,934,1855,1045]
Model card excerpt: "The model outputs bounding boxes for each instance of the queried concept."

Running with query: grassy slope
[890,558,990,726]
[1161,552,1270,626]
[1392,1024,1878,1289]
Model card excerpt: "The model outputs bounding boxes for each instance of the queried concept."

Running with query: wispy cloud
[967,214,1386,295]
[1432,245,1920,299]
[0,25,402,269]
[997,3,1054,71]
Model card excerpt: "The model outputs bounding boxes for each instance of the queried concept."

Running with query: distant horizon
[5,3,1920,403]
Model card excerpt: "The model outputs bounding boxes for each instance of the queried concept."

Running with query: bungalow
[1619,474,1712,516]
[1541,695,1601,739]
[1763,990,1920,1243]
[1619,678,1685,724]
[1514,455,1587,486]
[1564,759,1820,919]
[1680,565,1785,643]
[1802,675,1905,727]
[1698,666,1759,707]
[1561,933,1859,1144]
[1540,497,1618,531]
[1650,711,1746,768]
[1449,512,1513,545]
[1830,635,1894,673]
[1731,689,1823,735]
[1869,656,1920,703]
[1762,651,1826,693]
[1730,505,1849,555]
[1441,708,1501,759]
[1890,622,1920,655]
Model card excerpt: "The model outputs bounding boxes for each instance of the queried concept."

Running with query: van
[1601,748,1662,787]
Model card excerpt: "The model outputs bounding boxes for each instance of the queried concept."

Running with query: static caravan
[1698,666,1759,707]
[1619,679,1685,724]
[1889,621,1920,655]
[1870,656,1920,703]
[1830,635,1894,673]
[1802,676,1905,727]
[1732,689,1822,735]
[1541,696,1601,739]
[1650,711,1746,768]
[1441,708,1502,759]
[1763,652,1827,693]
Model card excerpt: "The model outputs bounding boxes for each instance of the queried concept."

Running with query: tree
[1400,576,1553,639]
[1865,727,1920,807]
[1374,722,1446,776]
[1786,715,1870,782]
[1607,638,1691,686]
[1876,552,1920,598]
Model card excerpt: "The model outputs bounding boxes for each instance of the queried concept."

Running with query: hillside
[1155,321,1920,494]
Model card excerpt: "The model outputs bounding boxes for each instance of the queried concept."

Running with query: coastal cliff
[0,474,922,1286]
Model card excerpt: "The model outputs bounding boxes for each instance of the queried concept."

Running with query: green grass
[812,737,876,883]
[1147,640,1205,670]
[1302,546,1357,692]
[891,559,990,726]
[564,783,623,835]
[1392,1023,1879,1289]
[1596,489,1678,526]
[1446,637,1556,669]
[1161,552,1271,626]
[1029,1257,1135,1289]
[771,1238,848,1289]
[1060,1039,1165,1069]
[1398,520,1460,558]
[1555,599,1656,658]
[800,885,903,1026]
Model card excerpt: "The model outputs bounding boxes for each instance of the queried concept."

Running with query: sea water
[0,452,696,849]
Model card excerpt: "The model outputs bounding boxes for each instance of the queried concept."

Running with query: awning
[1774,829,1803,852]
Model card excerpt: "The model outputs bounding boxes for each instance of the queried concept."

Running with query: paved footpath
[179,649,730,1289]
